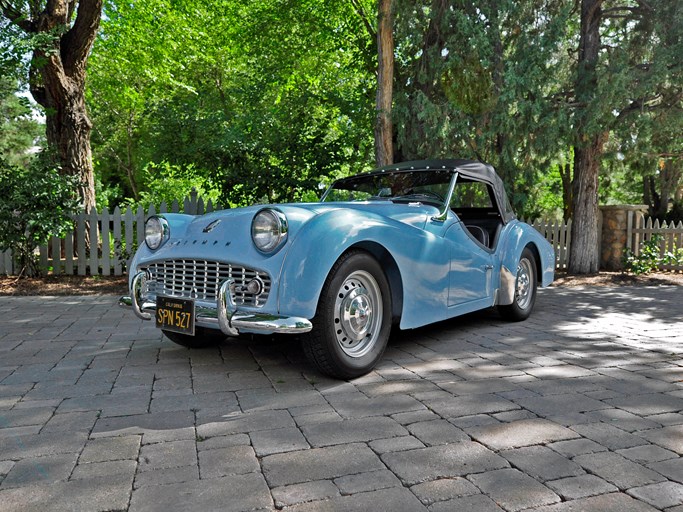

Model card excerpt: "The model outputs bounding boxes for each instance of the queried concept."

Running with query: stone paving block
[0,407,55,428]
[133,464,199,488]
[501,445,584,482]
[492,409,538,422]
[368,435,425,454]
[334,469,401,495]
[525,365,597,379]
[545,474,618,500]
[646,412,683,426]
[271,480,340,508]
[0,474,134,512]
[78,435,141,463]
[91,411,195,437]
[138,439,197,472]
[41,411,99,433]
[198,445,259,478]
[639,424,683,455]
[570,422,647,450]
[129,473,272,512]
[407,419,469,446]
[573,452,666,490]
[331,395,426,418]
[284,486,428,512]
[71,460,137,480]
[0,460,14,476]
[531,491,660,511]
[391,409,441,425]
[515,393,610,416]
[586,407,662,432]
[142,426,196,445]
[449,414,500,429]
[648,457,683,483]
[617,444,679,464]
[382,441,508,486]
[262,443,384,487]
[250,426,309,456]
[608,394,683,416]
[301,416,408,447]
[468,468,560,511]
[196,433,250,451]
[1,453,78,488]
[196,409,295,438]
[428,493,504,512]
[425,393,519,418]
[627,481,683,509]
[0,431,88,459]
[437,378,520,395]
[548,438,608,457]
[410,477,480,505]
[468,418,579,450]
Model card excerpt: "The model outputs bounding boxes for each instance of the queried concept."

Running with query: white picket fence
[627,211,683,271]
[0,190,224,276]
[2,200,681,276]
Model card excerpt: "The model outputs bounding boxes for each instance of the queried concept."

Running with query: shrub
[623,234,683,275]
[0,155,81,277]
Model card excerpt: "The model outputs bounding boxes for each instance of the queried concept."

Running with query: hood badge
[202,219,221,233]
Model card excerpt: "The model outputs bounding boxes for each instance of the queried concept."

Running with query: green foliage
[0,76,42,167]
[623,234,683,275]
[87,0,375,208]
[123,162,222,211]
[0,155,80,277]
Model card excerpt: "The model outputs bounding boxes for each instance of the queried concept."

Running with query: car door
[443,179,497,310]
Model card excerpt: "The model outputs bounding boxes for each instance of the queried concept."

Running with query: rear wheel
[162,327,225,348]
[302,251,392,379]
[498,248,537,321]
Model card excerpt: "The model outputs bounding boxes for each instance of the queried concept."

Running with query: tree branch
[0,0,33,31]
[61,0,103,74]
[350,0,375,40]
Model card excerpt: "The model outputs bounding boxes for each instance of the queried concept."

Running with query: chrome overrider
[118,271,313,336]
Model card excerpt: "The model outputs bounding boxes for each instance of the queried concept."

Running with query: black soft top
[369,159,516,223]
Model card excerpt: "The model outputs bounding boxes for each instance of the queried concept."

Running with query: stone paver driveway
[0,286,682,511]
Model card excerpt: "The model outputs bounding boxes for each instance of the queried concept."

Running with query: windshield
[322,169,454,207]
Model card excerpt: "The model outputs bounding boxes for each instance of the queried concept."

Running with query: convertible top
[371,159,516,223]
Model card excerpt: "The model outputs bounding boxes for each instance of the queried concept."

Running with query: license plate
[155,296,195,335]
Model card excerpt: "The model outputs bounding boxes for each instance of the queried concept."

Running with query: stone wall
[599,205,648,271]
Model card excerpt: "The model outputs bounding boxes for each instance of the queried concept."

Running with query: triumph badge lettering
[156,296,195,335]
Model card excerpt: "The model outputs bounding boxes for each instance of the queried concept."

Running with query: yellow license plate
[155,296,195,335]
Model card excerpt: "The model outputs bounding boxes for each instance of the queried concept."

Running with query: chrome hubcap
[515,258,533,310]
[334,270,382,358]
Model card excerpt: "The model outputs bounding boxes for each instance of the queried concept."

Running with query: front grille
[143,259,271,307]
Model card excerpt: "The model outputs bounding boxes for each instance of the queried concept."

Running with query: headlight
[145,216,169,250]
[251,209,287,253]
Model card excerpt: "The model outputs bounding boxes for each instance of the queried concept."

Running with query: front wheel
[498,248,537,322]
[302,251,392,379]
[162,327,226,348]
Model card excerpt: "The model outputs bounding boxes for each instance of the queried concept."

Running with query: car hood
[180,201,436,238]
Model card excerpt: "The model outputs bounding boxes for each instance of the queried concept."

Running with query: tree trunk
[569,132,607,274]
[559,160,573,222]
[568,0,603,275]
[2,0,102,213]
[36,57,96,212]
[375,0,393,167]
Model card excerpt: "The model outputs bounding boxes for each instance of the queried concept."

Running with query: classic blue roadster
[121,159,554,378]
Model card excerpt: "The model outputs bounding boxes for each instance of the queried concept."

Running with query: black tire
[498,247,538,322]
[302,250,392,379]
[162,326,226,348]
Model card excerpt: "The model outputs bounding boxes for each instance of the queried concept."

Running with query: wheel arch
[349,241,403,325]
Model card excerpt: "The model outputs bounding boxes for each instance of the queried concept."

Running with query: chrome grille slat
[143,259,271,307]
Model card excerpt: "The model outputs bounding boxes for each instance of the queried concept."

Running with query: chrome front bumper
[119,271,312,337]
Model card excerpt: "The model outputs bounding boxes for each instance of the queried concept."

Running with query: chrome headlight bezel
[145,215,169,250]
[251,208,288,253]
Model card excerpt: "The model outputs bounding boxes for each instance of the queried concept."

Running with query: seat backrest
[465,224,489,247]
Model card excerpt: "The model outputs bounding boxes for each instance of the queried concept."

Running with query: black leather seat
[466,225,489,248]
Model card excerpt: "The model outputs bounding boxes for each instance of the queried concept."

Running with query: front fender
[277,209,451,327]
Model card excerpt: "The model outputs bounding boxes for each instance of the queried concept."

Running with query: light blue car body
[128,167,555,333]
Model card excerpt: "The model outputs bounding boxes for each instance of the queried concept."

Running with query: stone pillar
[599,205,648,271]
